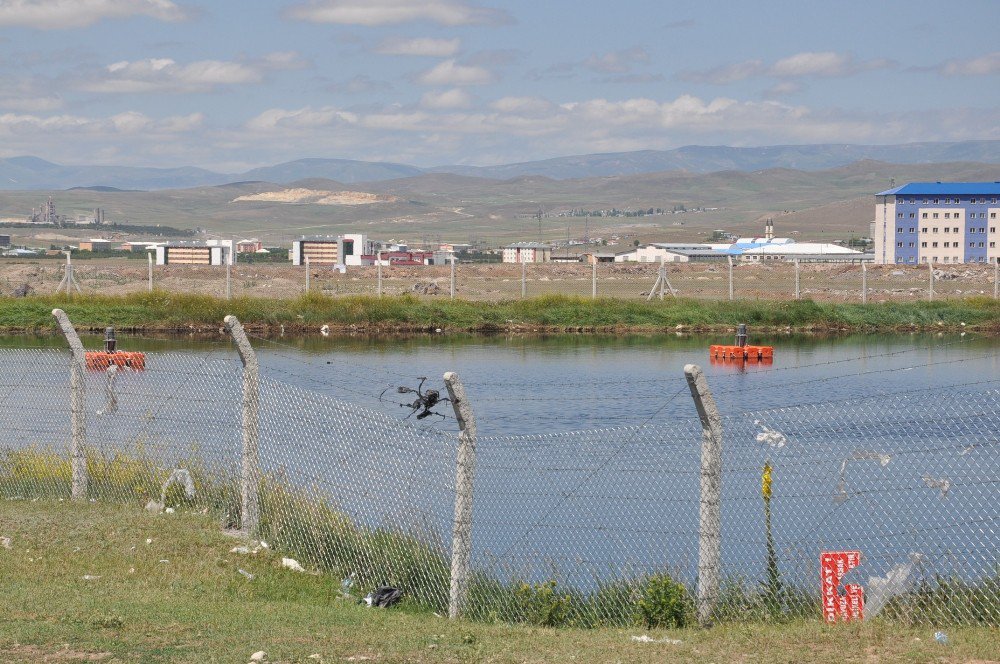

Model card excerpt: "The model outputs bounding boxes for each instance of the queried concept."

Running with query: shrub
[637,572,692,629]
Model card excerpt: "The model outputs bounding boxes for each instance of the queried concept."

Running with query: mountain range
[2,141,998,191]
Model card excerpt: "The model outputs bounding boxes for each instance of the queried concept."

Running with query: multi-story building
[874,183,1000,264]
[502,242,552,263]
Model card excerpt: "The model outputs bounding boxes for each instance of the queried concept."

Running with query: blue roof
[876,182,1000,196]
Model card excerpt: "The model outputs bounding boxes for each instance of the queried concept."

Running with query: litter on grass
[281,557,305,572]
[631,635,682,644]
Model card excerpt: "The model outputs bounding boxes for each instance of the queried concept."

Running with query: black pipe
[104,327,117,353]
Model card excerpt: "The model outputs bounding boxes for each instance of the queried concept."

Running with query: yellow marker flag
[762,462,772,501]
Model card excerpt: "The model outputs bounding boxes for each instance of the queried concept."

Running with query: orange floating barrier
[85,351,145,371]
[709,324,774,363]
[84,326,145,371]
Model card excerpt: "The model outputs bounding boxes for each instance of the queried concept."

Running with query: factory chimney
[765,218,774,241]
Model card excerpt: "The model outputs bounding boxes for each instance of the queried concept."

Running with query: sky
[0,0,998,171]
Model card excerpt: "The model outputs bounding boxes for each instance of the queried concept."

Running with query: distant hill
[2,140,998,190]
[431,141,1000,179]
[239,158,422,185]
[0,156,228,191]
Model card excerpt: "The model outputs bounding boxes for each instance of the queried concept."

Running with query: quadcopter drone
[380,377,450,420]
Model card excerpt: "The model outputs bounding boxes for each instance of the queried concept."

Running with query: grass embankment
[3,502,997,664]
[2,292,999,335]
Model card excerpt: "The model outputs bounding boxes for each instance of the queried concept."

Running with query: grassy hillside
[2,160,998,245]
[2,501,996,662]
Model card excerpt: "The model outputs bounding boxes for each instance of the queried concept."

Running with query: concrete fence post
[305,256,311,293]
[591,260,597,299]
[224,315,261,536]
[450,255,456,300]
[994,257,998,299]
[727,256,734,301]
[377,250,383,297]
[684,363,723,627]
[521,258,527,299]
[52,308,88,501]
[794,259,800,300]
[147,251,154,293]
[226,260,232,300]
[862,262,868,304]
[443,371,477,620]
[928,259,934,302]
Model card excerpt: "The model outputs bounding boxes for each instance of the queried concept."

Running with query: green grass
[3,501,999,663]
[1,291,998,334]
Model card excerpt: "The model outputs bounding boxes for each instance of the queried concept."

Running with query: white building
[155,242,229,266]
[502,242,552,263]
[205,239,235,265]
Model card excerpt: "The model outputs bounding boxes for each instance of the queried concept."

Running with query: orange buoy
[709,324,773,363]
[84,326,145,371]
[85,351,145,370]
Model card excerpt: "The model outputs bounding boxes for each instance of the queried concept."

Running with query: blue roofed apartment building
[873,183,1000,265]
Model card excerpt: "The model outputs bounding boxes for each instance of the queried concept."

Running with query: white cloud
[233,94,1000,165]
[376,37,461,57]
[0,0,188,29]
[681,52,895,84]
[489,96,554,114]
[679,60,764,84]
[259,51,309,70]
[420,88,472,109]
[80,57,265,93]
[938,52,1000,76]
[0,110,203,136]
[417,59,493,86]
[769,51,892,78]
[583,47,649,74]
[245,106,359,131]
[286,0,510,26]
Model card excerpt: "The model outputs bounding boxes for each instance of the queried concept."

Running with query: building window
[954,227,959,233]
[991,242,996,248]
[909,213,915,218]
[979,242,985,248]
[897,227,903,233]
[922,213,928,218]
[944,227,950,233]
[933,213,939,219]
[908,228,914,233]
[933,227,939,232]
[897,212,903,218]
[933,199,939,204]
[922,227,928,232]
[992,199,997,204]
[970,242,975,248]
[932,242,939,248]
[971,198,977,204]
[981,213,987,219]
[992,227,997,233]
[944,213,950,219]
[909,242,915,248]
[921,242,927,248]
[896,242,903,247]
[980,228,986,233]
[992,213,997,219]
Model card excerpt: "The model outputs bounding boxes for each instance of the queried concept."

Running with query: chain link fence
[1,317,998,629]
[3,258,999,302]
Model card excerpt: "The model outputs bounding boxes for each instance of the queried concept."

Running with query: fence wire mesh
[6,258,997,302]
[1,344,998,628]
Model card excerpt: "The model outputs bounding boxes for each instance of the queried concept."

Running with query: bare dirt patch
[231,188,397,206]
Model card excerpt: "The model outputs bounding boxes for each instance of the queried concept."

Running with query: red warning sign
[821,551,864,622]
